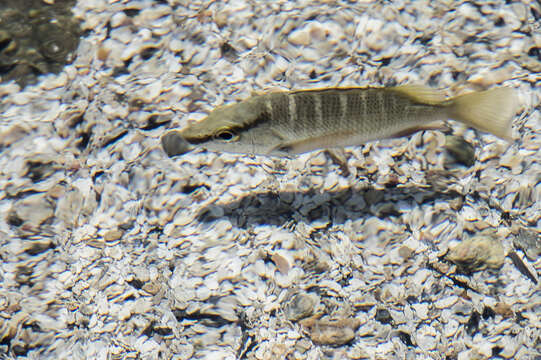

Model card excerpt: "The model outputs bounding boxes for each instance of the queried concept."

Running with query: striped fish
[161,85,517,157]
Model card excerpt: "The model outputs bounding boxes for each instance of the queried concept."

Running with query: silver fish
[161,85,516,157]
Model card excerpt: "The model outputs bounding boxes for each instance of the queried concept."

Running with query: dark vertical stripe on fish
[383,92,395,127]
[339,93,347,125]
[320,92,341,127]
[313,92,323,130]
[346,91,362,129]
[271,94,289,125]
[377,91,386,126]
[294,93,310,132]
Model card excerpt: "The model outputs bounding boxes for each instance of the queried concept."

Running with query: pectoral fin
[269,130,354,155]
[390,121,447,138]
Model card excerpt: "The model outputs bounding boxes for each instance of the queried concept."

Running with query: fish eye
[215,129,237,141]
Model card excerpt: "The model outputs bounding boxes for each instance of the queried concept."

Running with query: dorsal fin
[390,85,448,105]
[251,86,286,97]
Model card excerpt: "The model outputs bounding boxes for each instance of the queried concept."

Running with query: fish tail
[446,87,517,141]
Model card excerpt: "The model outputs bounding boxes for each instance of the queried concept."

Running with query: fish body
[162,85,516,157]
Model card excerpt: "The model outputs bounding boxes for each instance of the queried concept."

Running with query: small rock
[271,252,291,275]
[300,317,361,346]
[8,194,55,234]
[494,302,513,318]
[375,308,393,324]
[513,228,541,261]
[288,28,311,46]
[446,235,506,272]
[295,338,312,353]
[239,36,257,48]
[284,292,319,322]
[214,11,228,28]
[434,296,459,309]
[103,229,123,242]
[444,135,475,167]
[398,245,414,259]
[0,125,28,147]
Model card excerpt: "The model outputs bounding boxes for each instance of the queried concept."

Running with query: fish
[161,85,517,157]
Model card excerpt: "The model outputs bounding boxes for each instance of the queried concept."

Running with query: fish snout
[161,131,193,157]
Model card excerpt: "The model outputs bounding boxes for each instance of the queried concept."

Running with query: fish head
[162,96,287,156]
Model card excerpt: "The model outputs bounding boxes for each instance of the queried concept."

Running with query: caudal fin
[447,87,517,141]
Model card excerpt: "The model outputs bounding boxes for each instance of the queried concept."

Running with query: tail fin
[447,87,517,141]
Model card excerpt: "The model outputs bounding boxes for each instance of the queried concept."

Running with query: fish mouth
[161,131,194,157]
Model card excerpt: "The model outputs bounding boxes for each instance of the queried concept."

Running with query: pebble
[103,229,123,242]
[288,28,311,46]
[446,235,506,272]
[444,135,476,167]
[513,228,541,261]
[270,251,291,275]
[493,302,514,318]
[411,303,429,320]
[299,317,361,346]
[284,292,319,322]
[434,296,459,310]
